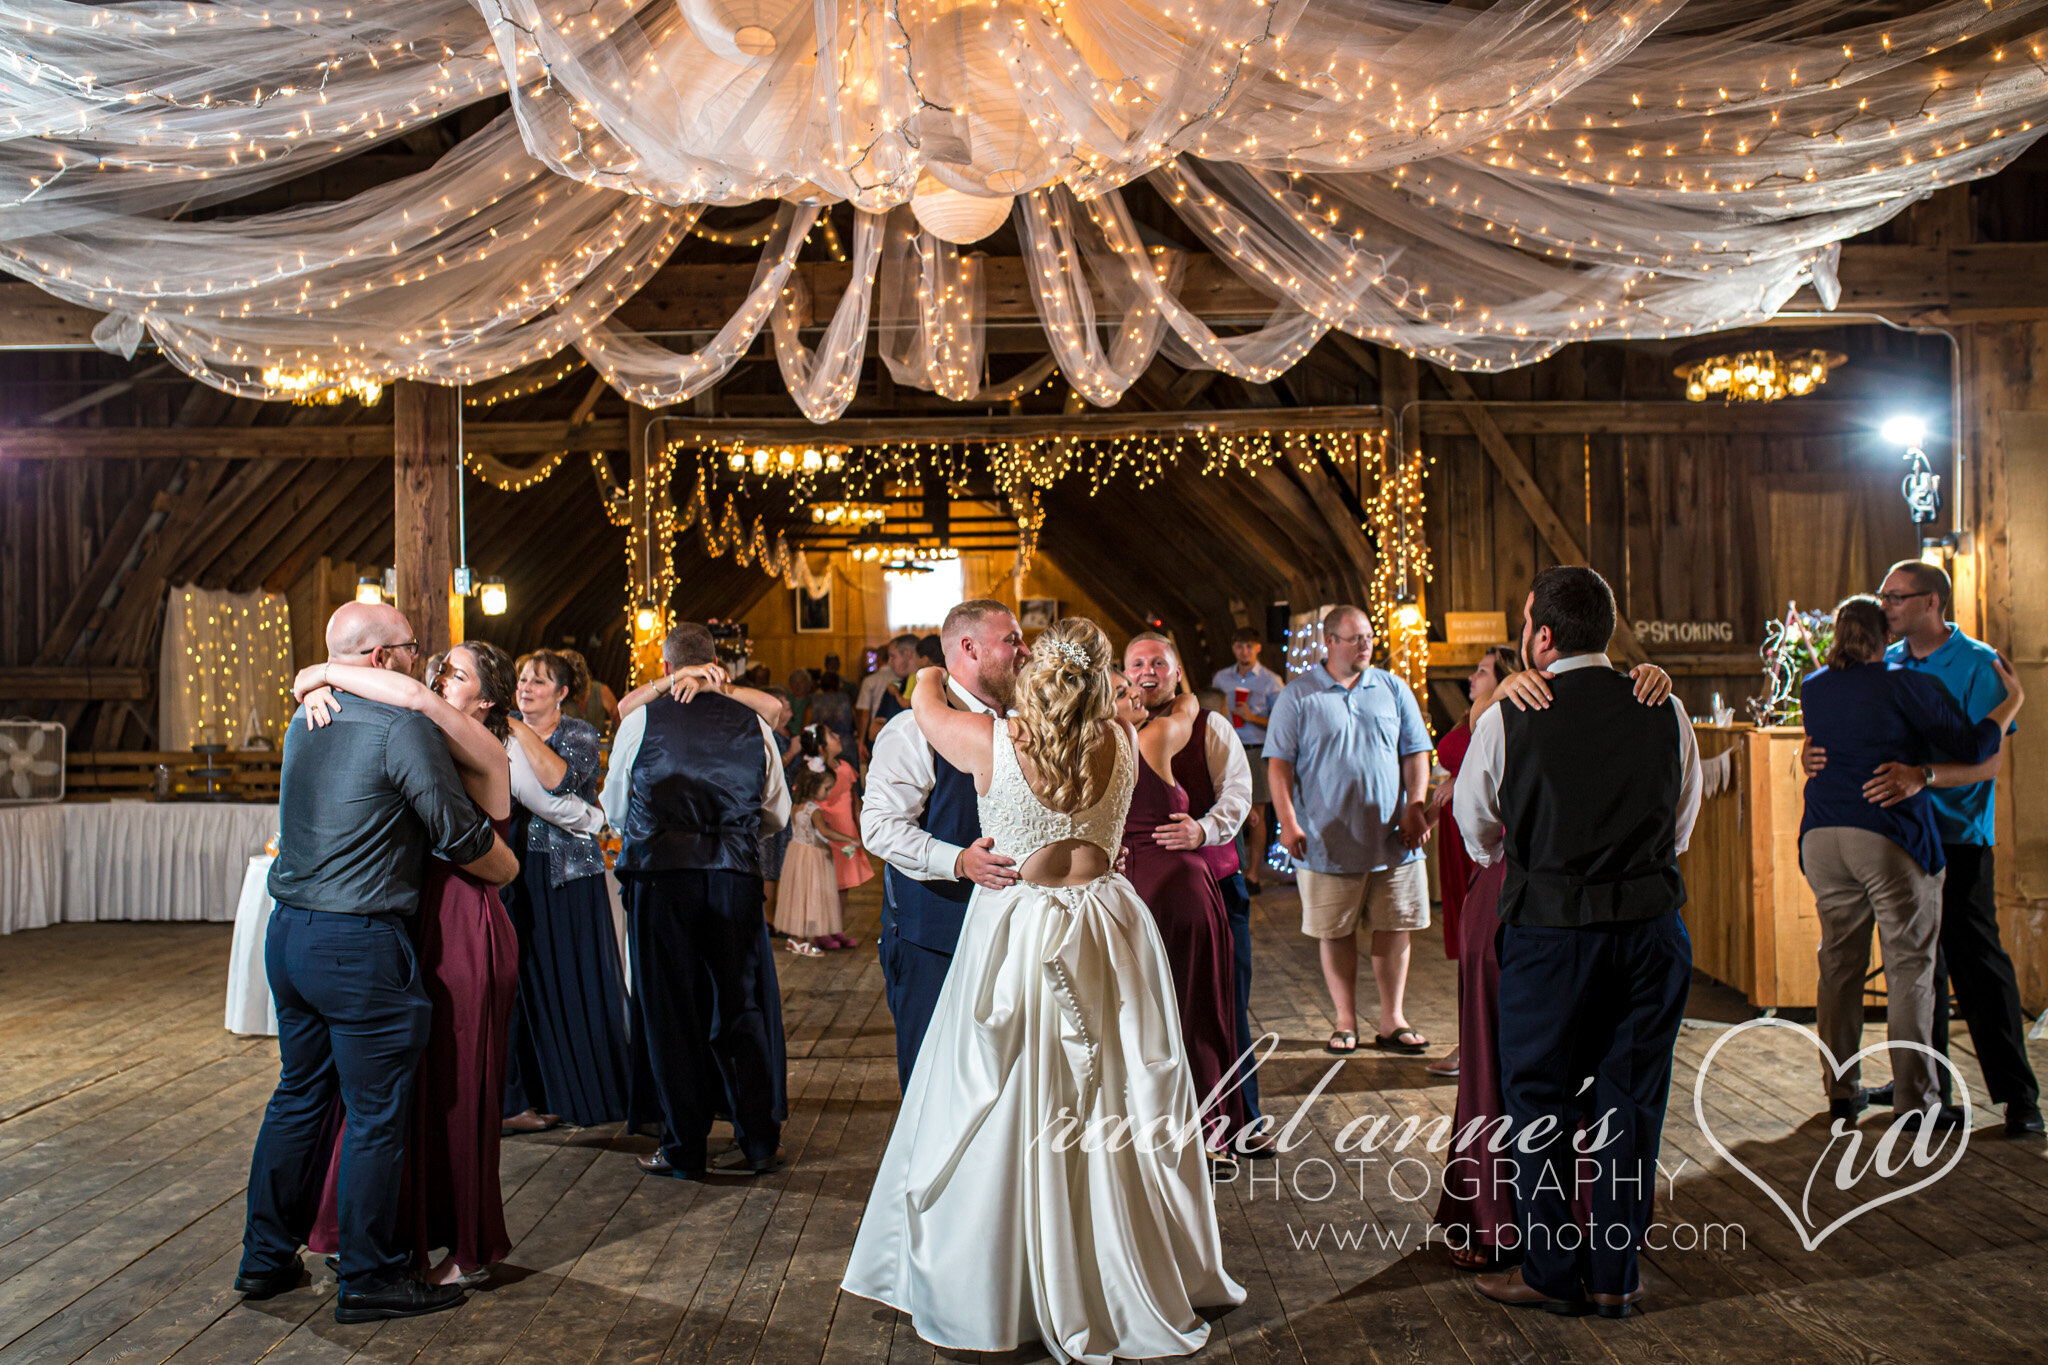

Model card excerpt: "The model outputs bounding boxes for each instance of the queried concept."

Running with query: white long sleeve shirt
[507,735,607,838]
[859,677,995,883]
[1452,652,1702,868]
[599,701,790,839]
[1193,709,1253,848]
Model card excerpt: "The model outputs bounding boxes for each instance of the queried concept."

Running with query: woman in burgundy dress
[1421,646,1522,1080]
[293,643,526,1287]
[1114,675,1250,1156]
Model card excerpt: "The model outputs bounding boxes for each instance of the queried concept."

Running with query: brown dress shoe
[1588,1287,1645,1319]
[1474,1267,1585,1315]
[501,1110,560,1135]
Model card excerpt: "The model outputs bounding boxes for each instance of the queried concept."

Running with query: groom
[1453,566,1701,1318]
[861,600,1028,1089]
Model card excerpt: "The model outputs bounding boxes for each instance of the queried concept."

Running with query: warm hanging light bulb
[356,575,384,605]
[635,599,659,633]
[478,577,508,617]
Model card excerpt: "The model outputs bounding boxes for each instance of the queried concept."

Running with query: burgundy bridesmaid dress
[1432,859,1516,1252]
[1434,719,1476,960]
[1120,756,1251,1148]
[310,817,520,1273]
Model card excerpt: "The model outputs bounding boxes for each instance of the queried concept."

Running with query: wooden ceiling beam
[246,459,390,592]
[0,419,628,461]
[213,461,356,590]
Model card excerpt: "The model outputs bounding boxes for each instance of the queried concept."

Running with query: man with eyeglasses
[241,601,520,1321]
[1265,605,1435,1058]
[1805,559,2042,1137]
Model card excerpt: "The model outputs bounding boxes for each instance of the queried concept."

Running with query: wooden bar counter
[1679,723,1886,1009]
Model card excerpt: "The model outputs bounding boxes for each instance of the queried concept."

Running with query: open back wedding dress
[841,719,1244,1363]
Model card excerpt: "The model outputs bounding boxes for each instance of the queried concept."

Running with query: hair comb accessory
[805,756,827,773]
[1049,638,1091,671]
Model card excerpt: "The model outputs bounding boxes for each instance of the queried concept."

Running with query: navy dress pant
[1495,910,1691,1301]
[877,928,954,1091]
[1216,871,1262,1120]
[624,870,784,1172]
[243,905,431,1291]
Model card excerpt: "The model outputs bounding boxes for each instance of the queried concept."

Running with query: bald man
[242,602,517,1324]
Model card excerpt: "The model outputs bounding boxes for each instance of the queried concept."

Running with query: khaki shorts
[1298,861,1431,939]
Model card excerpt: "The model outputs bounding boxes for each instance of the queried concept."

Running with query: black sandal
[1374,1028,1429,1055]
[1325,1029,1360,1055]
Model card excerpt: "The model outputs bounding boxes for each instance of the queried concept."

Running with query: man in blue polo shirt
[1812,559,2041,1137]
[1266,605,1435,1058]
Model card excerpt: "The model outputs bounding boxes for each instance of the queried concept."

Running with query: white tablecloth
[225,854,280,1036]
[0,802,278,934]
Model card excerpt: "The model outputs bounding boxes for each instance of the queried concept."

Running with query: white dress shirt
[508,735,606,838]
[860,677,995,883]
[600,700,791,839]
[1193,710,1253,848]
[1452,652,1702,867]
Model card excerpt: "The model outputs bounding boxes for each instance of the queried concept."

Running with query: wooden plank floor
[4,884,2047,1363]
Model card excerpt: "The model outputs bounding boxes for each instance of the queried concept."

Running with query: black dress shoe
[2005,1103,2046,1137]
[234,1258,305,1300]
[334,1278,465,1324]
[1589,1287,1645,1319]
[710,1145,787,1176]
[1900,1104,1969,1133]
[1828,1082,1895,1123]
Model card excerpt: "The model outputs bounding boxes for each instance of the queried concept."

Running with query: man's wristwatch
[1920,764,1937,789]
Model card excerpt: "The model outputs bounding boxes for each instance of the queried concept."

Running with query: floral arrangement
[1749,604,1836,726]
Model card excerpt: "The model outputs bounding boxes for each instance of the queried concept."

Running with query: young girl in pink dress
[774,758,866,955]
[803,722,872,905]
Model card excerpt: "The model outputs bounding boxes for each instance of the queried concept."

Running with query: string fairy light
[1363,445,1433,723]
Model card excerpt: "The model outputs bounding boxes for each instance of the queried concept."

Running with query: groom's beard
[973,662,1019,712]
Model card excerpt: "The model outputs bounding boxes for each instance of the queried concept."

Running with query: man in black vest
[601,621,791,1178]
[1452,566,1702,1318]
[861,600,1028,1089]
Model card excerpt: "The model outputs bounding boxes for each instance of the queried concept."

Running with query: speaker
[1265,600,1290,646]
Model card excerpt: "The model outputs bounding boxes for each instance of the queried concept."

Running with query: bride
[840,617,1244,1363]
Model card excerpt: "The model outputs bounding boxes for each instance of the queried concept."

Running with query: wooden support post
[1432,366,1647,666]
[626,405,670,685]
[394,380,463,662]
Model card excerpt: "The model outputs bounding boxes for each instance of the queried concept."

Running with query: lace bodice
[790,802,829,848]
[979,718,1134,865]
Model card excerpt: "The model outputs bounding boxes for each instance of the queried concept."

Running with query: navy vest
[1497,667,1686,928]
[1170,710,1240,881]
[882,738,980,954]
[617,691,768,877]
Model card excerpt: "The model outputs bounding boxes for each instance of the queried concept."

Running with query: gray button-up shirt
[1264,663,1432,875]
[267,694,497,916]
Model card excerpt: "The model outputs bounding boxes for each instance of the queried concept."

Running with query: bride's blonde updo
[1010,616,1115,811]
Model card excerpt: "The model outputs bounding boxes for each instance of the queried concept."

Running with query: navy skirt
[502,830,631,1127]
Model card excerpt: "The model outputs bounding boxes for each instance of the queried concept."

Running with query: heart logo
[1692,1018,1972,1251]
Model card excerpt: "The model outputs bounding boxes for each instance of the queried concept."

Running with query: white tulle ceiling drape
[1,0,2043,413]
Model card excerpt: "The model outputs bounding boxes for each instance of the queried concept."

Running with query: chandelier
[726,444,847,477]
[808,501,889,528]
[260,365,383,407]
[1676,349,1843,403]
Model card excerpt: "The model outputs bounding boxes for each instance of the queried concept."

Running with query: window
[886,559,966,634]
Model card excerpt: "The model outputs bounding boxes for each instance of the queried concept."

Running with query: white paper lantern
[910,176,1015,244]
[681,0,807,62]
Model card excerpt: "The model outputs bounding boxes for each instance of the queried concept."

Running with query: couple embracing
[841,608,1246,1364]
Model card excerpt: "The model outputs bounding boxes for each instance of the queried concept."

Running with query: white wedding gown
[841,721,1244,1363]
